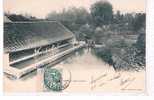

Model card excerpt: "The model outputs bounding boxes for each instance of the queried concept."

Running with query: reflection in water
[18,48,88,80]
[4,47,145,92]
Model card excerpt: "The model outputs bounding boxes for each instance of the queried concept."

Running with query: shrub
[94,48,113,65]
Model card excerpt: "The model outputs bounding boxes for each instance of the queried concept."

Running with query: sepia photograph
[3,0,146,93]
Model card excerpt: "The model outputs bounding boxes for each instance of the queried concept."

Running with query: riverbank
[3,49,145,93]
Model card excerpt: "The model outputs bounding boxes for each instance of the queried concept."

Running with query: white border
[1,0,154,97]
[146,0,154,96]
[0,0,3,96]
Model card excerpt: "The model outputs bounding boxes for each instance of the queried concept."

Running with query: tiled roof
[4,21,74,53]
[4,16,12,23]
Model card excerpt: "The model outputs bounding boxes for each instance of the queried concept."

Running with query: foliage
[134,32,145,65]
[78,24,94,40]
[112,32,145,71]
[132,13,146,31]
[46,7,90,31]
[94,48,113,65]
[90,1,113,26]
[5,0,146,71]
[136,32,145,52]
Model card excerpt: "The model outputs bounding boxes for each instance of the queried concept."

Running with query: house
[3,16,77,78]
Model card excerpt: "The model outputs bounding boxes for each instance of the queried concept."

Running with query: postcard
[3,0,146,94]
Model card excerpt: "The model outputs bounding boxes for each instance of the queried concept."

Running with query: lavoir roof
[4,16,12,23]
[4,21,74,53]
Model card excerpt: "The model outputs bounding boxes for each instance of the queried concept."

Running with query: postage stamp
[43,67,71,92]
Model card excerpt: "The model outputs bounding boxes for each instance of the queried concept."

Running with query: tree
[113,10,124,24]
[46,7,90,31]
[90,1,113,26]
[132,13,146,31]
[78,24,94,40]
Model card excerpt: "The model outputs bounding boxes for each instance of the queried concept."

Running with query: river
[3,48,145,93]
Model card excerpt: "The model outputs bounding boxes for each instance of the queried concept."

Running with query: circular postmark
[44,67,71,92]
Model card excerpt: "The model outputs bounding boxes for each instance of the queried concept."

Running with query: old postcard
[3,0,146,94]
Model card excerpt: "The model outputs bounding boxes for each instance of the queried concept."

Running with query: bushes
[93,35,145,71]
[94,48,113,65]
[106,39,128,48]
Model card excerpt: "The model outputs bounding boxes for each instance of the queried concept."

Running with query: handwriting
[120,77,136,90]
[108,73,121,81]
[91,73,107,84]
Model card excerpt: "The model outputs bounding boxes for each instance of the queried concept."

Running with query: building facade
[4,16,76,78]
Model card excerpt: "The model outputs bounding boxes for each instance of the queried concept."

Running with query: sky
[4,0,146,18]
